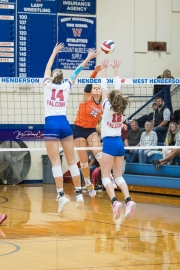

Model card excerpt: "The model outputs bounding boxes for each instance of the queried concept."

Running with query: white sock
[57,188,63,193]
[84,177,92,186]
[57,188,64,198]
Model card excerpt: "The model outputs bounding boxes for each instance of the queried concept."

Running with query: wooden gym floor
[0,184,180,270]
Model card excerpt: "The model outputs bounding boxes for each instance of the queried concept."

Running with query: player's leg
[74,137,96,197]
[73,125,92,186]
[87,132,102,167]
[45,139,70,213]
[87,131,104,195]
[44,116,71,213]
[61,135,84,209]
[113,136,136,219]
[152,149,180,170]
[101,137,124,220]
[101,152,122,220]
[113,156,136,219]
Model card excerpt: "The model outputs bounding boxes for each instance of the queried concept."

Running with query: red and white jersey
[101,98,123,138]
[43,77,72,117]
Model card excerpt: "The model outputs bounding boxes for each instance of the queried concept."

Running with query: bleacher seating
[123,156,180,194]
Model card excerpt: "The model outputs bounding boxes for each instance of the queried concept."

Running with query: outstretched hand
[111,59,122,69]
[94,64,102,72]
[87,49,100,60]
[101,59,110,69]
[53,43,64,55]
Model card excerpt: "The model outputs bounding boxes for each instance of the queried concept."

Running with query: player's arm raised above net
[69,49,100,84]
[44,43,64,78]
[111,59,122,91]
[82,65,102,102]
[101,59,109,102]
[44,43,100,84]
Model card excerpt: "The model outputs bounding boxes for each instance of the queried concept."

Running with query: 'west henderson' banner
[58,15,96,70]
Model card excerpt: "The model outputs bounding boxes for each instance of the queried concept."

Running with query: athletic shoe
[147,151,154,157]
[112,201,122,220]
[152,159,161,171]
[0,214,7,225]
[75,194,84,209]
[94,185,103,193]
[56,196,69,213]
[86,184,96,197]
[124,201,136,219]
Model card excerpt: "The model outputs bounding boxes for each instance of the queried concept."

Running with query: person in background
[92,166,102,191]
[153,97,171,142]
[43,43,99,213]
[178,120,180,131]
[135,103,157,128]
[0,214,7,225]
[93,166,120,192]
[124,120,143,163]
[153,69,174,113]
[100,58,136,220]
[162,122,178,164]
[152,131,180,170]
[80,150,99,189]
[153,69,173,95]
[138,121,157,164]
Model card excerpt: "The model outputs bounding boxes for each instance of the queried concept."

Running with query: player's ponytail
[109,90,130,115]
[51,69,63,84]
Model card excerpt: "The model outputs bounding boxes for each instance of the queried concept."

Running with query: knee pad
[95,152,102,162]
[80,162,88,169]
[52,165,63,178]
[102,177,111,187]
[69,164,80,177]
[115,176,125,186]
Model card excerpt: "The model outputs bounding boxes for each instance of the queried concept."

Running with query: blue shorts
[73,124,97,140]
[44,115,73,140]
[102,136,125,157]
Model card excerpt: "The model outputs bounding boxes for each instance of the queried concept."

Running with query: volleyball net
[0,77,180,151]
[0,77,180,185]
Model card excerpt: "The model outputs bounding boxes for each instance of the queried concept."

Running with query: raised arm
[101,59,109,102]
[44,43,64,78]
[69,49,100,83]
[83,65,102,99]
[111,59,122,90]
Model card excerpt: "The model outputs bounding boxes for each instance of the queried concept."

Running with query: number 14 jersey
[43,77,72,117]
[101,98,123,138]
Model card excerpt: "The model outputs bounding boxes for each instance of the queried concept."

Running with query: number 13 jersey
[43,77,72,117]
[101,98,123,138]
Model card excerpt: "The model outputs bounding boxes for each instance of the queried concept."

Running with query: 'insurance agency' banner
[58,0,96,15]
[58,15,96,70]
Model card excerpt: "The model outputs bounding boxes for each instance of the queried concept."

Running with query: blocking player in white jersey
[100,59,136,220]
[43,42,99,214]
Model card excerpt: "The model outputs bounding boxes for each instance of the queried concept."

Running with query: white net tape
[0,77,180,151]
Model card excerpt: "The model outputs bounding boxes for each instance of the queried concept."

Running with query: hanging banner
[58,0,96,15]
[58,15,96,70]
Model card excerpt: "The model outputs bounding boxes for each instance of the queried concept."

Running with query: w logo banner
[58,15,96,71]
[72,28,82,37]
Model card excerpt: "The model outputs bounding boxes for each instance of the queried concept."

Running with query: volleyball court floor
[0,183,180,270]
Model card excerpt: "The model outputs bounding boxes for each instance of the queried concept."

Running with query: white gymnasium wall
[1,0,180,182]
